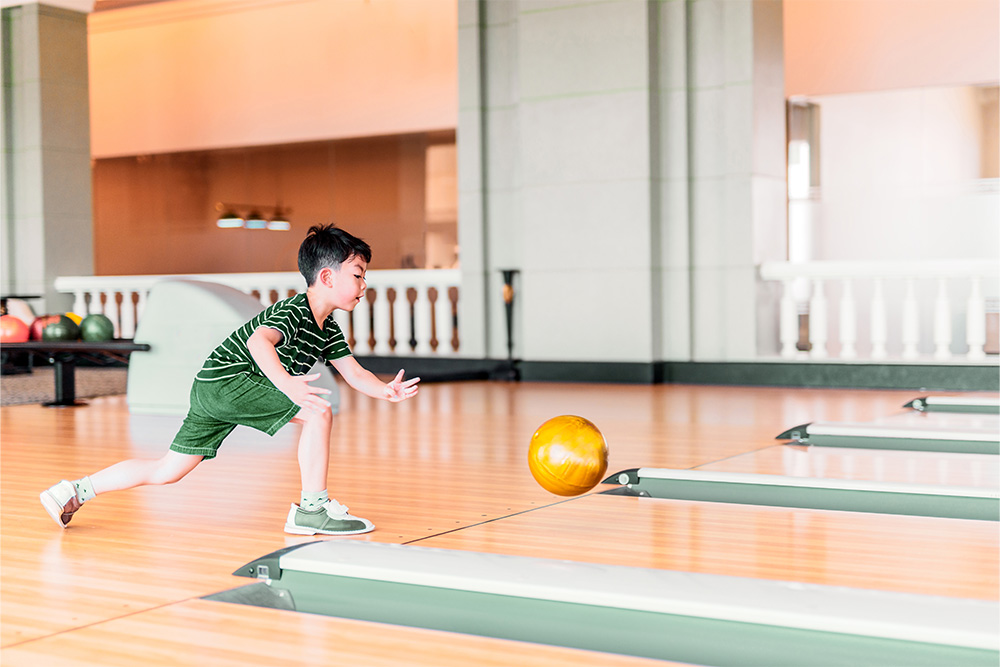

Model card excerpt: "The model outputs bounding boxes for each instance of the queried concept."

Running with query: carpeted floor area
[0,367,128,406]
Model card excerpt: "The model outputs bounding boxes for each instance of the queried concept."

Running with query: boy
[40,224,418,536]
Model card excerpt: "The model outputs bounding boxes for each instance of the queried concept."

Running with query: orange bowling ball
[528,415,608,496]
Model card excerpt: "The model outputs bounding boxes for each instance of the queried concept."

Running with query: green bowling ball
[42,315,80,341]
[80,313,115,341]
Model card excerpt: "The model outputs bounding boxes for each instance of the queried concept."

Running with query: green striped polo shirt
[196,293,351,382]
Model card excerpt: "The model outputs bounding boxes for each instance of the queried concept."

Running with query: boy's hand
[280,373,332,413]
[384,369,420,403]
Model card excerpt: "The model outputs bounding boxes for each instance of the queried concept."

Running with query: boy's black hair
[298,224,372,285]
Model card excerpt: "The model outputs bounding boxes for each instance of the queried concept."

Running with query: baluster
[119,291,136,339]
[332,310,350,347]
[406,288,418,352]
[449,286,460,352]
[433,285,452,355]
[901,278,920,360]
[134,290,148,338]
[72,290,88,316]
[839,279,857,359]
[414,286,433,355]
[354,292,372,354]
[102,290,121,338]
[428,287,440,352]
[373,288,392,355]
[933,278,952,360]
[870,279,888,359]
[366,290,377,353]
[386,288,398,352]
[808,279,827,358]
[966,277,986,360]
[257,288,270,308]
[346,310,356,349]
[778,279,798,358]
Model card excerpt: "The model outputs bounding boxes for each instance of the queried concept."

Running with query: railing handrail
[759,259,1000,281]
[54,269,463,292]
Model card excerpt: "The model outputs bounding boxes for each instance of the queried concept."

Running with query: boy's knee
[300,405,333,426]
[151,454,199,485]
[152,467,188,485]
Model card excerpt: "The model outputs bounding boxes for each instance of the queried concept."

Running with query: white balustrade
[967,278,986,360]
[901,279,919,360]
[838,279,857,359]
[933,279,951,360]
[759,260,1000,363]
[55,269,462,356]
[870,278,888,360]
[808,279,828,359]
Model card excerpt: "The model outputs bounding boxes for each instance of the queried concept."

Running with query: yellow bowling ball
[528,415,608,496]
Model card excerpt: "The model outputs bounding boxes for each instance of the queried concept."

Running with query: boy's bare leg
[90,451,204,494]
[41,451,203,528]
[292,406,333,493]
[285,407,373,535]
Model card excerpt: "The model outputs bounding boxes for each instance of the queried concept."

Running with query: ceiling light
[245,211,268,229]
[216,210,245,228]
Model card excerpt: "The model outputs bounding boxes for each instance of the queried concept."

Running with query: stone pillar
[686,0,786,360]
[459,0,787,371]
[1,1,93,314]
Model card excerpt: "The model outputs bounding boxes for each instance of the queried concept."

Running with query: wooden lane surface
[0,600,679,667]
[419,493,999,600]
[0,382,958,664]
[696,444,1000,488]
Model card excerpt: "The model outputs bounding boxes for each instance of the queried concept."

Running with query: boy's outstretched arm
[330,356,419,403]
[247,327,332,412]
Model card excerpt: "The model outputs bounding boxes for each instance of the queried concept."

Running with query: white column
[101,290,120,338]
[354,296,373,355]
[839,278,857,359]
[901,279,920,360]
[434,284,453,356]
[967,277,986,360]
[373,287,392,355]
[71,290,87,316]
[119,291,136,338]
[779,279,798,358]
[413,286,433,355]
[870,279,888,360]
[809,279,827,359]
[134,290,148,336]
[933,278,952,360]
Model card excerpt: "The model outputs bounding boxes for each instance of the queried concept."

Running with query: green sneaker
[284,500,374,536]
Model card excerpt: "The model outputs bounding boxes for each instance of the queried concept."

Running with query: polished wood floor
[1,380,996,666]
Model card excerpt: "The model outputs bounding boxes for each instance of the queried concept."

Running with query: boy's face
[327,254,368,311]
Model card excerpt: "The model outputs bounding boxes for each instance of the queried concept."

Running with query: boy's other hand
[384,369,420,403]
[282,373,332,413]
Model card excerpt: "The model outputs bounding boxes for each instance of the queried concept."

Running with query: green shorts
[169,373,300,460]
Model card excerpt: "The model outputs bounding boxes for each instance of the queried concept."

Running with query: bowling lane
[696,444,1000,489]
[416,493,998,600]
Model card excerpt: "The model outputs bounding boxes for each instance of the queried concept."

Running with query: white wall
[811,86,998,262]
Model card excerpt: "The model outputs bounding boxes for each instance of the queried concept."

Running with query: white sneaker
[284,499,374,536]
[40,480,82,528]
